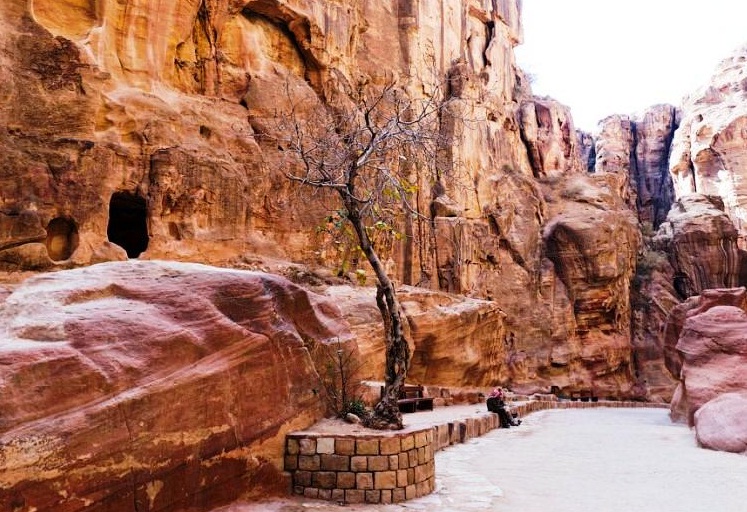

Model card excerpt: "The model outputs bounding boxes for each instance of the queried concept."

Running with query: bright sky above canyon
[515,0,747,132]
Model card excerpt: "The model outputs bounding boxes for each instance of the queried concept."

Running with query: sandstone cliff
[0,0,648,400]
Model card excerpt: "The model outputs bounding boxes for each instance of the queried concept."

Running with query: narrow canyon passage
[223,409,747,512]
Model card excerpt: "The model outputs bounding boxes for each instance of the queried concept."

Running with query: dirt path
[217,408,747,512]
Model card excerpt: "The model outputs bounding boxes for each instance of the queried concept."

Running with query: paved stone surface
[216,408,747,512]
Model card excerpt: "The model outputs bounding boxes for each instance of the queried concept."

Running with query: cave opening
[45,216,79,261]
[107,192,149,258]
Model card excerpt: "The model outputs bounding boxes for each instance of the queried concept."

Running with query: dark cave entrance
[107,192,149,258]
[45,216,79,261]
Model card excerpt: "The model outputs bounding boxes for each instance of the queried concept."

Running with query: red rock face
[0,261,348,511]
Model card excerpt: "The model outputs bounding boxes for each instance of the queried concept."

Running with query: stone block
[416,480,430,497]
[312,471,337,490]
[368,455,389,471]
[298,455,320,471]
[346,490,365,504]
[337,472,356,489]
[400,434,415,451]
[374,470,397,490]
[351,455,368,471]
[317,437,335,454]
[424,444,433,462]
[365,490,381,503]
[331,489,345,502]
[381,489,393,504]
[293,485,304,495]
[393,488,406,503]
[405,484,417,500]
[408,449,418,468]
[293,471,312,487]
[414,431,428,448]
[284,455,297,470]
[318,489,331,500]
[356,472,374,489]
[356,438,380,455]
[407,468,415,485]
[380,436,401,455]
[286,438,299,455]
[397,469,409,487]
[299,438,316,455]
[414,463,429,483]
[389,455,399,470]
[417,447,426,464]
[321,454,350,471]
[303,487,319,499]
[398,452,409,468]
[336,438,356,455]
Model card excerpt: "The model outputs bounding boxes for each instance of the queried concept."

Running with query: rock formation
[654,194,741,298]
[0,0,655,400]
[665,287,747,426]
[593,105,678,228]
[670,44,747,239]
[0,261,349,511]
[694,392,747,454]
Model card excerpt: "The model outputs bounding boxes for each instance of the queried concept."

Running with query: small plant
[318,339,367,419]
[345,398,367,418]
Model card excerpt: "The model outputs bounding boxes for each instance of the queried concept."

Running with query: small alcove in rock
[45,216,79,261]
[107,192,149,258]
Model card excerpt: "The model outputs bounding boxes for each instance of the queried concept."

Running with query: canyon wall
[0,0,647,399]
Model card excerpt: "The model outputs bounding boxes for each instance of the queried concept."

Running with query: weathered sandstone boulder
[0,261,349,512]
[663,287,746,381]
[668,291,747,426]
[654,194,740,298]
[694,392,747,454]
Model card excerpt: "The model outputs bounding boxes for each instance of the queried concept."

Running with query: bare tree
[269,80,444,429]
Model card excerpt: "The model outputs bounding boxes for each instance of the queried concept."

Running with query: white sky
[515,1,747,132]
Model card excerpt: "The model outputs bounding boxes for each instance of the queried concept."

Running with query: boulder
[0,261,348,512]
[694,393,747,454]
[670,295,747,426]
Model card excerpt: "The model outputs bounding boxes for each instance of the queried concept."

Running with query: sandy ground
[216,408,747,512]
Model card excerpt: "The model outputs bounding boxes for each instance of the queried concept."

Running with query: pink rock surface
[694,393,747,454]
[0,261,348,511]
[671,296,747,426]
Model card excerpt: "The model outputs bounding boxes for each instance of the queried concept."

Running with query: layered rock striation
[0,261,349,511]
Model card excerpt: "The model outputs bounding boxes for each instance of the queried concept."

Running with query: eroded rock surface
[666,288,747,427]
[0,261,348,512]
[654,194,741,298]
[670,44,747,237]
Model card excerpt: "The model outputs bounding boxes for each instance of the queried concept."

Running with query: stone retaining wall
[284,427,442,504]
[285,400,668,504]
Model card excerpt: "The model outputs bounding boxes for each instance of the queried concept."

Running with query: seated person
[486,388,521,428]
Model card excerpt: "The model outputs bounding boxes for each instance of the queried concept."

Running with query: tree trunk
[344,199,409,429]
